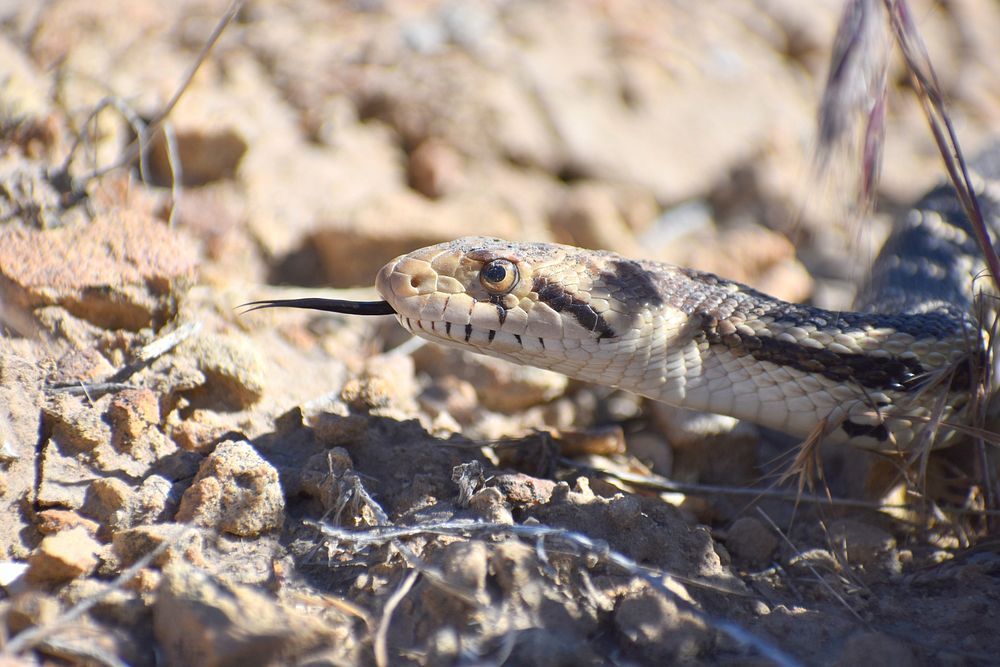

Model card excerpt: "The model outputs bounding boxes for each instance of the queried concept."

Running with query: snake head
[374,236,645,361]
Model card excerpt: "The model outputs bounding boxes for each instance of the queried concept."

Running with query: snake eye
[479,259,519,294]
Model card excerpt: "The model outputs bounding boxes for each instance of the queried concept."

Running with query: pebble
[27,527,100,583]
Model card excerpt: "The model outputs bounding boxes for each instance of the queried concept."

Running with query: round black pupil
[484,263,507,283]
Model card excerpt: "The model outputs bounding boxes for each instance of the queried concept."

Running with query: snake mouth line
[400,316,540,350]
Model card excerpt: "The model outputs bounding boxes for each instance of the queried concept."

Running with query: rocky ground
[1,1,1000,665]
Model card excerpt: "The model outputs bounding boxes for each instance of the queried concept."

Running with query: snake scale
[246,150,1000,452]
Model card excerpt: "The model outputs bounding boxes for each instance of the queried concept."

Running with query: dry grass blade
[775,417,832,504]
[885,0,1000,295]
[816,0,890,209]
[755,509,867,625]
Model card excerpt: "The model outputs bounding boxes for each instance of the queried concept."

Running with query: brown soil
[1,1,999,665]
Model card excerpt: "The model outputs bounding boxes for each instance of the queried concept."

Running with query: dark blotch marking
[445,322,452,336]
[464,324,473,342]
[488,329,496,343]
[538,337,545,349]
[841,420,890,442]
[600,259,664,308]
[514,334,523,346]
[532,276,615,339]
[699,315,927,392]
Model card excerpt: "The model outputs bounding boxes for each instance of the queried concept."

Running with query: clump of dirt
[1,1,999,666]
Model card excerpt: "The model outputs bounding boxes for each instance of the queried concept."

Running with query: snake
[244,153,1000,452]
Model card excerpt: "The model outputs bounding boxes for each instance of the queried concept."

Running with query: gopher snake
[246,157,1000,451]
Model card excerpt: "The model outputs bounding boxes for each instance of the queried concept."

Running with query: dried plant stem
[885,0,1000,294]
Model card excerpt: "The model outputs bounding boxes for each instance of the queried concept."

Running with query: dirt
[1,1,999,665]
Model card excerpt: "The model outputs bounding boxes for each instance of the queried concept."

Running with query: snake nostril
[407,272,437,295]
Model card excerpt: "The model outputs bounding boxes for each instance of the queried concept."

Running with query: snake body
[245,154,1000,451]
[368,162,1000,451]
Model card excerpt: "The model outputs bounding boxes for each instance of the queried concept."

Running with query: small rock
[48,348,114,386]
[36,439,96,509]
[84,475,176,535]
[724,517,778,567]
[35,509,99,536]
[87,478,134,522]
[828,519,897,567]
[43,393,111,453]
[153,563,333,667]
[107,387,169,461]
[408,137,465,198]
[614,587,708,663]
[647,402,741,450]
[149,121,247,187]
[6,591,60,635]
[787,547,839,573]
[467,487,513,525]
[647,402,760,485]
[27,526,100,583]
[182,332,266,408]
[108,388,160,441]
[419,375,479,423]
[170,418,229,453]
[175,440,285,536]
[112,523,204,569]
[556,425,626,457]
[492,473,557,506]
[339,354,419,414]
[437,541,490,600]
[549,181,644,256]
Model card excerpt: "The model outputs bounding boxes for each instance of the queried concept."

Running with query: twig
[161,119,182,227]
[58,96,151,192]
[373,569,419,667]
[36,637,130,667]
[89,0,244,181]
[45,321,201,397]
[48,382,138,397]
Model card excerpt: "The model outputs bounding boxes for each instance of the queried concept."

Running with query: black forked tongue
[239,298,396,316]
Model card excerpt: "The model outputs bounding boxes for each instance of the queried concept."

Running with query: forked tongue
[239,298,395,316]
